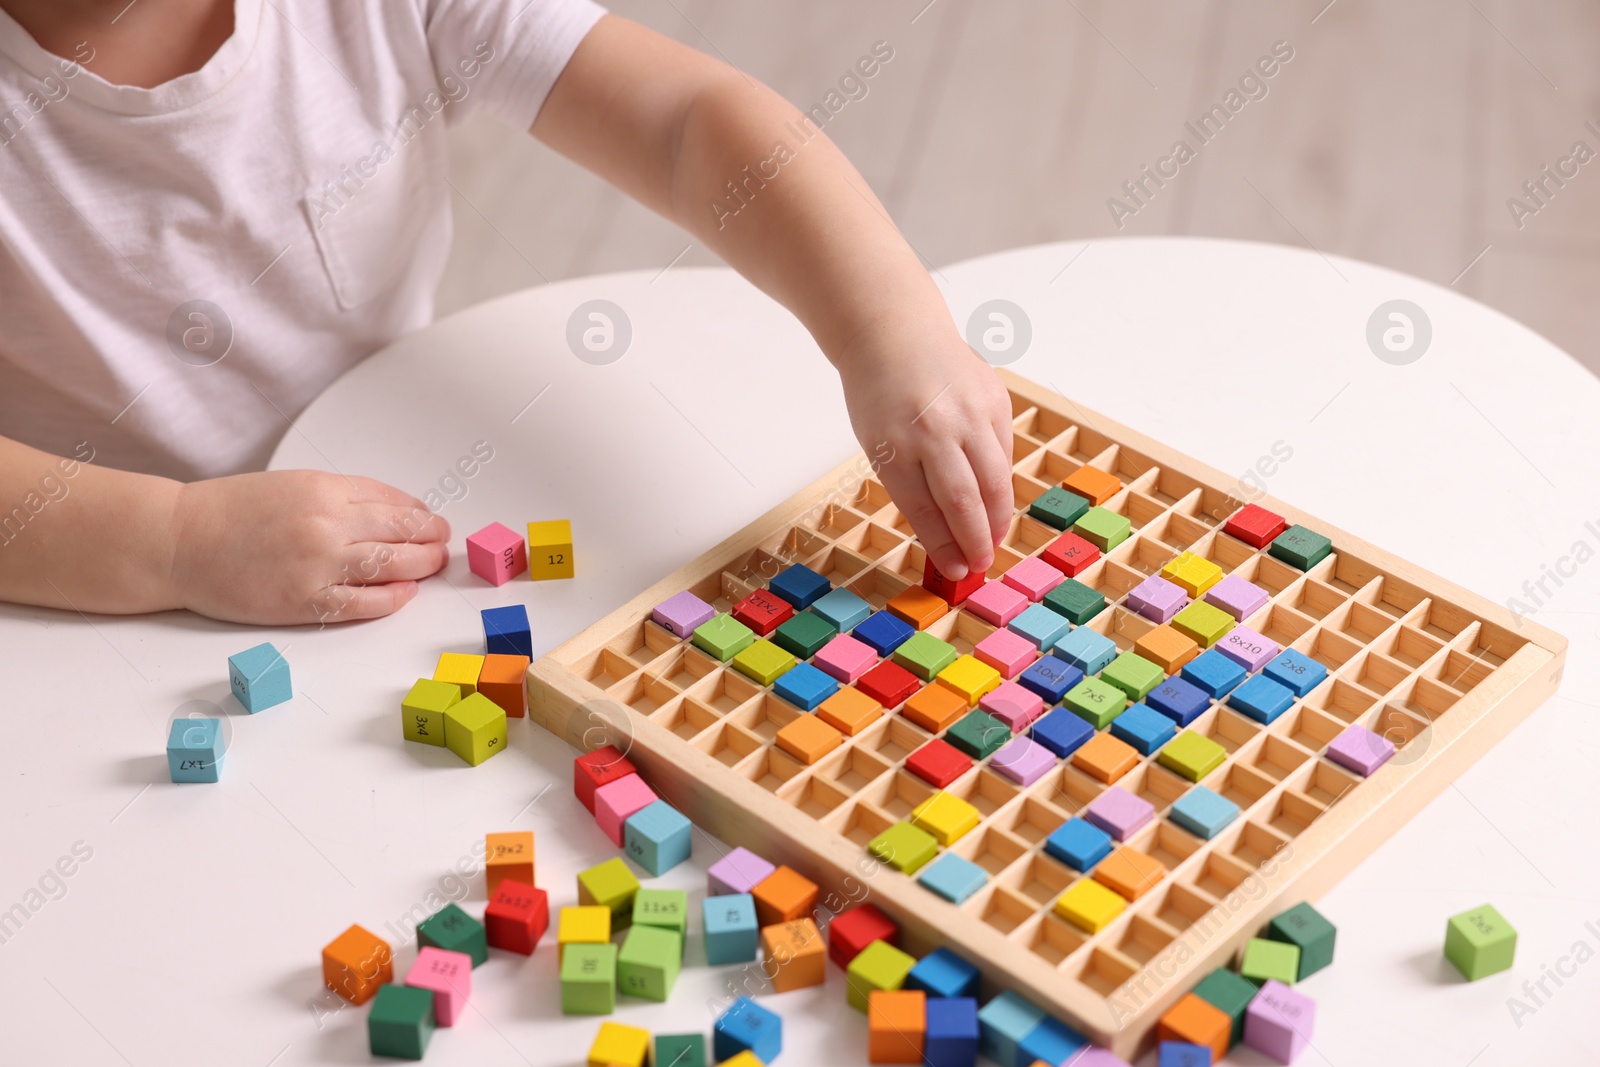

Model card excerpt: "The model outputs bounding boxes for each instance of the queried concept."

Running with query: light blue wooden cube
[977,991,1047,1067]
[167,718,224,783]
[228,642,291,712]
[624,800,693,876]
[702,893,759,965]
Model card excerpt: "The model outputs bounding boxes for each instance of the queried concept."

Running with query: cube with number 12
[528,520,574,580]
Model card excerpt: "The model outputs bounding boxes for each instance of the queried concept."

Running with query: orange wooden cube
[477,653,529,717]
[818,687,884,736]
[485,831,535,895]
[775,714,844,765]
[322,924,393,1005]
[868,989,926,1064]
[902,684,968,734]
[886,586,949,630]
[760,918,826,992]
[1133,625,1200,674]
[1072,732,1140,784]
[1158,992,1231,1061]
[752,865,819,927]
[1093,846,1167,901]
[1063,465,1122,506]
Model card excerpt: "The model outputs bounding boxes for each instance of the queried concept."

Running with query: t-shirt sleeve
[421,0,606,130]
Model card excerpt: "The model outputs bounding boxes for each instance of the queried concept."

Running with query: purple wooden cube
[1083,786,1155,840]
[1127,576,1189,624]
[1205,573,1270,621]
[708,846,775,896]
[1325,724,1395,776]
[653,590,715,638]
[991,736,1055,786]
[1245,979,1315,1063]
[1074,1050,1133,1067]
[1217,624,1279,672]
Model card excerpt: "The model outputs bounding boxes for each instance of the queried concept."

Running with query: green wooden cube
[1043,579,1106,625]
[1267,901,1337,980]
[633,887,689,945]
[894,631,959,681]
[401,678,458,746]
[443,692,507,766]
[1100,652,1165,701]
[577,856,640,931]
[560,942,617,1014]
[772,611,837,659]
[1063,677,1126,730]
[1158,730,1228,782]
[654,1033,707,1067]
[1073,506,1131,551]
[1445,904,1516,981]
[617,924,682,1001]
[367,984,435,1060]
[1192,966,1258,1046]
[1269,525,1333,570]
[1171,600,1235,648]
[846,940,917,1011]
[946,710,1011,759]
[693,613,755,661]
[417,903,487,967]
[731,638,795,686]
[1240,937,1300,986]
[867,821,938,874]
[1029,487,1091,530]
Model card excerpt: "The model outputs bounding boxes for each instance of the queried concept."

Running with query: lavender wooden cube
[1205,573,1270,621]
[708,847,775,897]
[1127,576,1189,624]
[653,591,716,638]
[1245,979,1315,1063]
[1083,786,1155,841]
[1325,724,1395,776]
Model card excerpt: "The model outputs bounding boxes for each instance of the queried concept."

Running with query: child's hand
[837,328,1014,581]
[168,471,450,625]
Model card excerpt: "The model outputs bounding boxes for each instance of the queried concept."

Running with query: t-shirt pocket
[302,139,439,311]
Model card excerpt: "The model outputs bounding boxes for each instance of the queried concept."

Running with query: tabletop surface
[4,237,1598,1067]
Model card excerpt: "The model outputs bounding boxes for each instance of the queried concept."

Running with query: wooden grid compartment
[527,370,1566,1060]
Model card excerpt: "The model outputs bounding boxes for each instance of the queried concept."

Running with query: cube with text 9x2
[527,520,574,580]
[228,642,291,712]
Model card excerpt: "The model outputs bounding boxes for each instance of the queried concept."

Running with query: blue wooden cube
[1263,647,1328,697]
[623,800,692,876]
[1180,648,1246,699]
[907,948,980,1000]
[1159,1040,1214,1067]
[714,996,782,1063]
[1008,603,1071,650]
[481,604,532,658]
[1044,817,1113,872]
[1146,675,1211,726]
[702,894,759,964]
[811,587,872,632]
[917,853,988,904]
[853,610,915,656]
[977,991,1046,1067]
[1018,655,1083,705]
[769,565,830,610]
[1169,785,1241,839]
[1228,674,1296,724]
[166,718,224,783]
[1110,703,1176,755]
[1018,1017,1088,1067]
[228,642,291,712]
[924,996,980,1067]
[1029,707,1093,759]
[772,661,838,711]
[1053,626,1117,674]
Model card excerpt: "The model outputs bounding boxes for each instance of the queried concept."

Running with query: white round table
[3,238,1596,1067]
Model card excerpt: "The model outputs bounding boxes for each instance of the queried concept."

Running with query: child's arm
[533,17,1014,580]
[0,435,448,623]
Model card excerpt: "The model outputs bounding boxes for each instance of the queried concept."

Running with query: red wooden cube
[574,746,636,815]
[1040,531,1100,577]
[828,903,899,969]
[856,660,921,709]
[905,738,974,789]
[1224,503,1288,548]
[484,879,548,955]
[923,557,987,606]
[732,589,795,636]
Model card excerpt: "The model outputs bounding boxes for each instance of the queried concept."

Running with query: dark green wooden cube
[1268,524,1332,570]
[654,1033,708,1067]
[1267,901,1336,980]
[772,611,837,660]
[1191,966,1257,1046]
[367,984,435,1060]
[946,710,1011,759]
[1043,579,1106,625]
[1028,487,1091,530]
[417,903,487,967]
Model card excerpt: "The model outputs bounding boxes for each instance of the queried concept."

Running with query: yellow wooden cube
[558,905,611,962]
[1054,878,1127,933]
[732,639,796,686]
[587,1021,649,1067]
[443,692,507,766]
[528,520,574,580]
[910,792,981,847]
[935,654,1002,708]
[1161,551,1224,599]
[433,652,484,697]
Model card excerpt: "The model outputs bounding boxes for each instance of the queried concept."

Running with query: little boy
[0,0,1011,623]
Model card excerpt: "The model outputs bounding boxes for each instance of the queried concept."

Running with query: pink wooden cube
[974,627,1039,679]
[814,634,878,683]
[466,522,527,586]
[1002,556,1066,601]
[404,946,472,1026]
[593,773,658,846]
[965,580,1029,626]
[979,680,1045,732]
[1073,1050,1132,1067]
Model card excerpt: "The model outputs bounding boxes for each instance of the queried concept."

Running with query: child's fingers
[357,502,451,544]
[879,460,967,580]
[922,447,995,577]
[316,580,419,623]
[964,428,1014,548]
[343,541,448,585]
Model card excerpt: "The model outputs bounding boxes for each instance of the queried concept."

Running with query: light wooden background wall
[438,0,1600,374]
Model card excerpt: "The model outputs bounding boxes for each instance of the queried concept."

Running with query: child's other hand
[168,471,450,625]
[838,327,1014,581]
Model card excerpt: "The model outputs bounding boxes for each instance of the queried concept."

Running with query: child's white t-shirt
[0,0,604,481]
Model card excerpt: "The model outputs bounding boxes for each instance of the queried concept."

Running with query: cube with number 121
[528,520,574,580]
